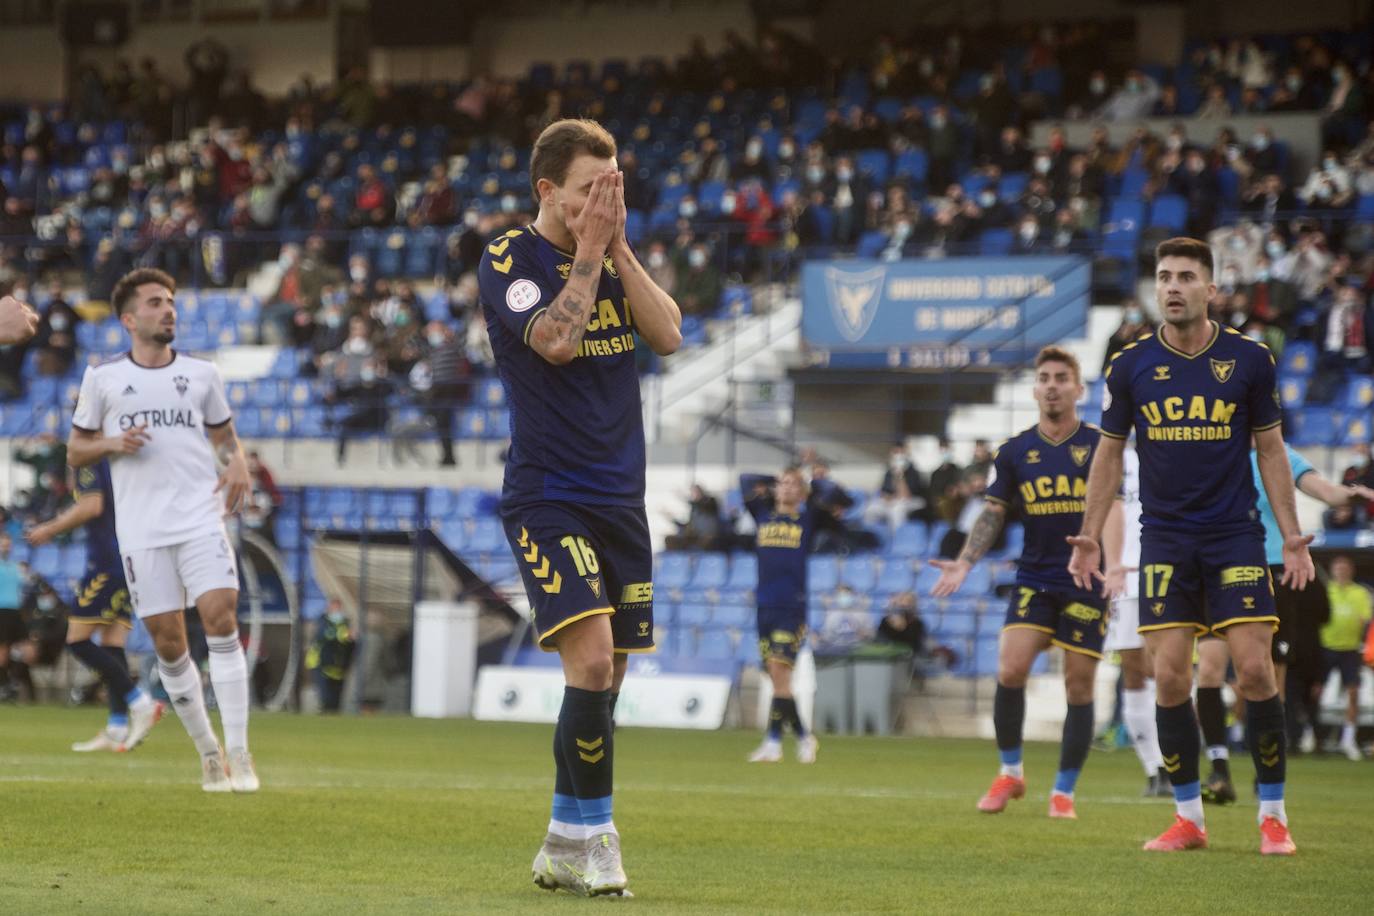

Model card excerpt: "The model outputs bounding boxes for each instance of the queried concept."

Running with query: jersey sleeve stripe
[72,422,100,433]
[522,307,548,346]
[1252,419,1282,432]
[984,495,1011,506]
[205,415,233,429]
[1098,428,1128,439]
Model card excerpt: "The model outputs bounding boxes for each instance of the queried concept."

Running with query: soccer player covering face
[930,347,1106,820]
[1069,238,1314,855]
[68,268,257,792]
[740,466,842,764]
[27,460,164,752]
[477,119,681,897]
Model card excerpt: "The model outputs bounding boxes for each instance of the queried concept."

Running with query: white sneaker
[532,832,588,896]
[72,728,124,752]
[748,739,783,763]
[120,701,165,751]
[1299,728,1316,754]
[796,734,819,764]
[584,831,629,897]
[1341,743,1363,762]
[202,748,232,793]
[227,748,260,793]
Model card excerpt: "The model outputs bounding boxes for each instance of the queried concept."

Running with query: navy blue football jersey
[479,225,645,508]
[74,459,121,573]
[984,422,1101,593]
[742,474,842,607]
[1101,322,1281,533]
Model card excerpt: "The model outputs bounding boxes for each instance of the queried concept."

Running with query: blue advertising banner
[801,256,1092,368]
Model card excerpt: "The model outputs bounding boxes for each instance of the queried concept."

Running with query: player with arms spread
[931,347,1106,820]
[740,465,845,764]
[1069,237,1314,855]
[27,459,163,753]
[68,268,257,793]
[478,119,681,897]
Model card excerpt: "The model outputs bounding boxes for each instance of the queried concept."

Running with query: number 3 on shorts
[560,535,600,576]
[1143,563,1174,599]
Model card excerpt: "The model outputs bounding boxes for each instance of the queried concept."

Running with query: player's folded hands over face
[563,168,619,259]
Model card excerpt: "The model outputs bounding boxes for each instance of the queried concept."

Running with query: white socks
[548,820,585,841]
[157,652,220,757]
[1259,799,1287,825]
[1177,795,1205,828]
[207,632,251,754]
[1122,683,1163,776]
[999,762,1024,779]
[1341,723,1357,747]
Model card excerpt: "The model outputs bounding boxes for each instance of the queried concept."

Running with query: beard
[153,330,175,345]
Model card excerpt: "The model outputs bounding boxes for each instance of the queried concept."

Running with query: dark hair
[528,118,617,202]
[1035,345,1082,384]
[1155,237,1213,277]
[111,268,176,315]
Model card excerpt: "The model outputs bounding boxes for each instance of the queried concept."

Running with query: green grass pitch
[2,706,1370,914]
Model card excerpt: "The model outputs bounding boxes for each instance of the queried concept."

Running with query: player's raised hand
[111,425,150,456]
[1102,564,1129,600]
[1279,532,1316,591]
[1347,483,1374,503]
[610,169,628,247]
[928,558,970,597]
[25,523,54,547]
[215,455,252,515]
[1065,535,1105,592]
[0,294,39,345]
[563,168,618,260]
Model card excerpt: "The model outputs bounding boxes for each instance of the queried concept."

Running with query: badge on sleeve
[506,279,542,312]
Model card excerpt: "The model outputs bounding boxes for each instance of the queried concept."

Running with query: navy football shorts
[501,502,654,653]
[69,567,132,628]
[1137,526,1276,637]
[1003,583,1108,659]
[756,604,807,667]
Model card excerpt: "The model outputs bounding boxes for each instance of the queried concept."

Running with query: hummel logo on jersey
[1152,366,1171,381]
[122,385,137,396]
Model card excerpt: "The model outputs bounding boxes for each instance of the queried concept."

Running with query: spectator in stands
[350,164,394,228]
[465,310,494,370]
[1196,84,1233,118]
[865,442,926,531]
[33,282,80,378]
[969,439,994,479]
[814,584,873,651]
[1316,280,1372,380]
[1210,221,1266,284]
[410,164,458,228]
[1168,147,1220,237]
[1299,150,1355,212]
[940,468,993,559]
[185,38,230,126]
[1097,68,1160,121]
[413,321,471,467]
[675,242,722,317]
[328,354,391,465]
[1342,443,1374,517]
[929,437,963,516]
[1320,555,1371,760]
[926,105,959,191]
[877,591,926,655]
[1012,213,1049,254]
[663,484,725,552]
[644,241,678,298]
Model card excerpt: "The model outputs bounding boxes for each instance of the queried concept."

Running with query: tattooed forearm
[529,257,601,362]
[958,504,1006,565]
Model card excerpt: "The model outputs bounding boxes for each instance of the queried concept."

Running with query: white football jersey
[1120,445,1142,598]
[72,351,232,552]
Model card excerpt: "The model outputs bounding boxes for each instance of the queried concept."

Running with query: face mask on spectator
[835,590,855,609]
[745,140,763,158]
[648,250,666,269]
[836,167,854,182]
[719,192,737,215]
[979,190,997,207]
[930,114,946,129]
[361,366,377,383]
[1124,307,1143,324]
[1251,134,1270,150]
[1019,222,1037,240]
[1167,135,1183,150]
[1034,156,1051,174]
[325,312,342,329]
[1286,75,1301,91]
[1089,77,1106,94]
[37,595,56,612]
[688,249,708,269]
[344,337,369,355]
[1266,240,1285,258]
[1324,157,1338,171]
[679,200,697,218]
[50,314,68,332]
[806,165,825,183]
[1255,267,1270,283]
[778,141,795,159]
[893,220,912,240]
[427,331,446,347]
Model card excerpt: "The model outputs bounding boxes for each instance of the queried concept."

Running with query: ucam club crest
[824,265,886,343]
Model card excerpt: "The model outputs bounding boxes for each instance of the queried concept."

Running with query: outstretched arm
[1297,471,1374,508]
[1255,426,1315,589]
[27,492,103,546]
[929,500,1006,597]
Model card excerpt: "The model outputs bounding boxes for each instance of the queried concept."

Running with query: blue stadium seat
[689,553,729,590]
[979,228,1013,255]
[914,564,942,595]
[840,555,880,592]
[478,377,505,407]
[1279,376,1308,409]
[894,149,928,183]
[874,560,915,595]
[1278,342,1316,377]
[405,228,441,277]
[1337,411,1372,447]
[1340,377,1374,410]
[677,603,712,626]
[726,554,757,590]
[936,612,978,640]
[888,522,928,557]
[963,563,993,595]
[973,636,1001,676]
[855,149,890,183]
[657,553,693,590]
[467,517,506,554]
[714,604,754,629]
[695,630,735,661]
[1288,408,1338,446]
[856,230,888,259]
[1148,194,1188,232]
[807,556,839,593]
[997,172,1028,201]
